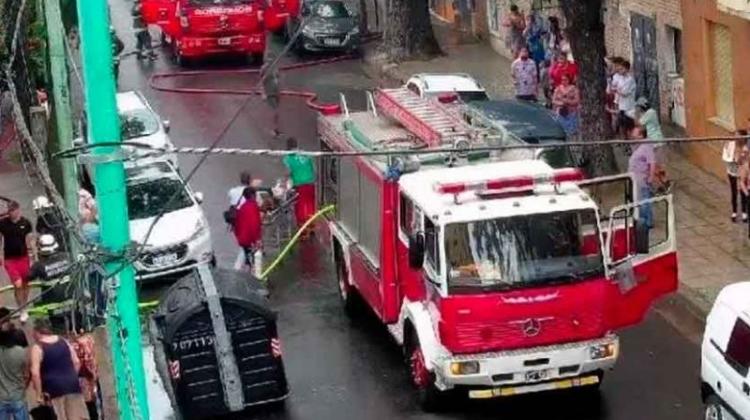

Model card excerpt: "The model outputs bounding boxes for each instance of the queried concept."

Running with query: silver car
[291,0,361,54]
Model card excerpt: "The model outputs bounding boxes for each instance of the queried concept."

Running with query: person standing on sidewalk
[727,131,750,223]
[0,308,28,420]
[0,201,36,323]
[609,60,637,137]
[503,5,526,58]
[511,47,538,102]
[283,137,316,235]
[29,318,89,420]
[628,126,658,228]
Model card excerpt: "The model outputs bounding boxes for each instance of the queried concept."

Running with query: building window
[709,22,735,127]
[666,26,683,74]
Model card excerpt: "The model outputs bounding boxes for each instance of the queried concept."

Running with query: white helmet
[32,195,52,211]
[38,234,59,254]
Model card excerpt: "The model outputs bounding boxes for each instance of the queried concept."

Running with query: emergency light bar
[433,168,585,195]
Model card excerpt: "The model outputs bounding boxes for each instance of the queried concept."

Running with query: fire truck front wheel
[405,331,446,412]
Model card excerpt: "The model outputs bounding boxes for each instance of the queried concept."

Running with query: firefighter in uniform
[260,54,281,137]
[132,1,156,60]
[32,196,67,253]
[28,235,72,307]
[111,26,125,85]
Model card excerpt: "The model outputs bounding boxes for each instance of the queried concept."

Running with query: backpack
[223,195,243,228]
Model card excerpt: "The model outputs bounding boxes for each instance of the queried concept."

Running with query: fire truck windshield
[444,209,604,293]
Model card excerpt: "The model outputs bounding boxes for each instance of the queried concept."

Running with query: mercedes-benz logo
[509,317,554,337]
[523,319,542,337]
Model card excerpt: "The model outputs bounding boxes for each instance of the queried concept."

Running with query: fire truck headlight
[450,361,480,375]
[588,343,617,360]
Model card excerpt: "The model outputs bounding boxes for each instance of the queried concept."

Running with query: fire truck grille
[451,312,605,353]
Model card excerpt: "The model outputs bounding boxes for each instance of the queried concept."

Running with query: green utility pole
[43,0,79,236]
[76,1,150,419]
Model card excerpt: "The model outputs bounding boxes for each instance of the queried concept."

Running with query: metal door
[631,13,660,111]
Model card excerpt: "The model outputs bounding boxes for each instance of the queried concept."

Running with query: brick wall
[603,0,683,120]
[476,0,682,121]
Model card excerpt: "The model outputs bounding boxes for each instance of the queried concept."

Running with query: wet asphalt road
[109,2,705,418]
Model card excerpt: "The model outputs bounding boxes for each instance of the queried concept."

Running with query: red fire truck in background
[141,0,279,64]
[264,0,301,35]
[316,88,678,410]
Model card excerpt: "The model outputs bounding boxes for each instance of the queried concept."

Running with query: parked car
[405,73,489,102]
[468,99,579,168]
[76,91,177,165]
[701,282,750,420]
[290,0,360,54]
[117,91,178,165]
[125,159,213,282]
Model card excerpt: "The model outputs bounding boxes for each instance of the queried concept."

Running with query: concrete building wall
[680,0,750,177]
[602,0,683,121]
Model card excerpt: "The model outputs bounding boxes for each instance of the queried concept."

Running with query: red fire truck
[141,0,273,64]
[264,0,301,35]
[316,89,678,410]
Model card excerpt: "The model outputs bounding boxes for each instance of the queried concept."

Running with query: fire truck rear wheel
[406,332,444,412]
[335,254,358,317]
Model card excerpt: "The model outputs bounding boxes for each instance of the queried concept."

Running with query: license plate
[468,375,600,400]
[218,37,231,46]
[323,38,340,46]
[153,253,178,266]
[525,369,549,382]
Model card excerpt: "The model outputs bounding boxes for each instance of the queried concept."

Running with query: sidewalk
[365,22,747,315]
[0,149,43,309]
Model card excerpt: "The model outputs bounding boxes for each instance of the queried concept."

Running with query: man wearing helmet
[0,201,36,323]
[33,196,66,251]
[29,235,72,307]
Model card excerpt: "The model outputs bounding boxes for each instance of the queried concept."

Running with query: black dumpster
[150,266,289,420]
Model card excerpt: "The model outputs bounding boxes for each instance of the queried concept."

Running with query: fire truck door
[605,194,678,330]
[577,173,635,260]
[142,0,176,26]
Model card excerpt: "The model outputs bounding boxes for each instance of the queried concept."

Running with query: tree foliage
[559,0,617,175]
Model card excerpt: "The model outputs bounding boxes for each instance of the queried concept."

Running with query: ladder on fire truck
[374,87,475,146]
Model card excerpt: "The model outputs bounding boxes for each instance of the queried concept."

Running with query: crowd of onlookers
[506,6,581,136]
[0,311,98,420]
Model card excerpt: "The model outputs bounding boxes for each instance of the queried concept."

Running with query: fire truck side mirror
[408,233,425,269]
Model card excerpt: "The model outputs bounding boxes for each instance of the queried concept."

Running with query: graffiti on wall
[670,76,686,128]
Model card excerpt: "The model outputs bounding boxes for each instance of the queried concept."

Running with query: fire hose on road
[149,55,359,113]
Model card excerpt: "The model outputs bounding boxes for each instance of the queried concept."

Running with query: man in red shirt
[233,188,263,270]
[0,201,36,323]
[549,53,579,90]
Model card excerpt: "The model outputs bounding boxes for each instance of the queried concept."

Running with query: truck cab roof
[398,160,596,224]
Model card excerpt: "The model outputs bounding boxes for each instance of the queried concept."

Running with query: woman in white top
[722,132,748,222]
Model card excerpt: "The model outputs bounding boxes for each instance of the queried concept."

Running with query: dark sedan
[469,99,581,168]
[291,0,361,54]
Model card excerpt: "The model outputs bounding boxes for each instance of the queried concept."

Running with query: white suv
[701,282,750,420]
[125,159,213,281]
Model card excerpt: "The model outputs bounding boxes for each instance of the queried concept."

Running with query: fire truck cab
[317,88,678,410]
[142,0,269,64]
